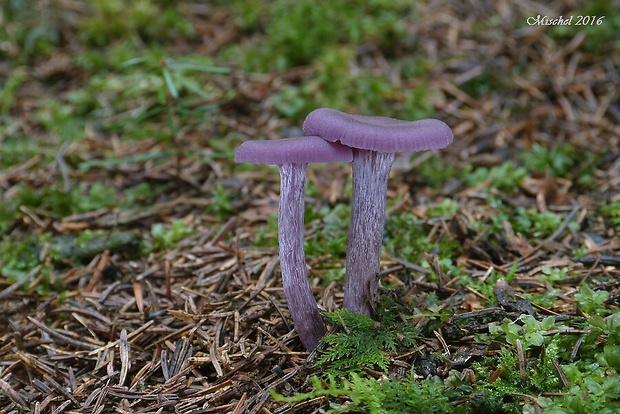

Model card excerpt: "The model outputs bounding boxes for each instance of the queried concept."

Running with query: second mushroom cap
[302,108,453,153]
[235,135,353,164]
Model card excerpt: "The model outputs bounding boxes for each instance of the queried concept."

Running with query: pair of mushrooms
[236,108,453,351]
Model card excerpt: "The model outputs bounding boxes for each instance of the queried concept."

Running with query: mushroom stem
[343,150,395,316]
[278,163,327,350]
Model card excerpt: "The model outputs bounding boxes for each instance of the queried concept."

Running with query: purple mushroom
[235,136,353,350]
[303,108,453,316]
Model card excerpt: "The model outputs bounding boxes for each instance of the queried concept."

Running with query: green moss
[120,182,162,208]
[316,297,419,376]
[276,291,619,413]
[574,284,610,315]
[305,203,350,261]
[78,0,194,47]
[271,46,432,120]
[228,0,413,71]
[0,67,26,114]
[0,234,64,295]
[0,0,61,61]
[0,135,45,168]
[273,373,456,414]
[416,155,464,189]
[464,162,527,192]
[15,182,118,218]
[511,208,563,238]
[427,199,460,218]
[151,219,194,250]
[548,0,620,53]
[384,213,433,263]
[54,230,142,263]
[599,200,620,231]
[34,99,87,141]
[205,185,235,219]
[519,143,579,177]
[473,309,620,413]
[459,67,512,97]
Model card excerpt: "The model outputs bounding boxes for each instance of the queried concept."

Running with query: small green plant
[533,376,620,414]
[455,265,516,304]
[0,202,17,231]
[316,300,418,376]
[120,182,162,208]
[472,309,620,413]
[0,135,44,168]
[0,234,63,295]
[538,266,570,283]
[574,284,610,315]
[34,99,87,141]
[519,143,578,177]
[464,162,527,191]
[252,215,279,248]
[426,198,459,218]
[151,219,194,250]
[600,200,620,230]
[521,290,559,308]
[74,182,118,212]
[489,315,557,350]
[206,185,235,219]
[305,203,350,260]
[271,85,312,119]
[384,213,433,263]
[511,207,564,238]
[0,236,46,283]
[50,230,142,263]
[15,182,118,218]
[0,67,26,114]
[0,0,61,61]
[459,67,509,97]
[588,312,620,344]
[416,155,463,189]
[102,54,229,140]
[272,373,455,414]
[479,201,579,241]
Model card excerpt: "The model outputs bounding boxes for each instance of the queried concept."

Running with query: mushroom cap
[303,108,453,153]
[235,135,353,164]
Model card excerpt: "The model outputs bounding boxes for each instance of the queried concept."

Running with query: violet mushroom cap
[235,136,352,350]
[303,108,453,316]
